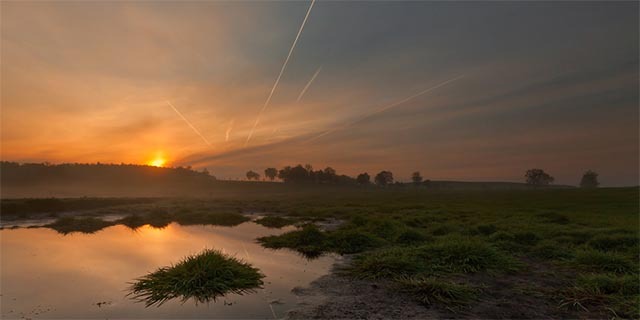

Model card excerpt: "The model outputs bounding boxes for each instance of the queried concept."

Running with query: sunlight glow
[148,157,166,167]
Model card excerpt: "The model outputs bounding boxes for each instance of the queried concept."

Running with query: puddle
[0,222,335,318]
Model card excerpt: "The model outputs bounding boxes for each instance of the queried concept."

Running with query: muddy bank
[286,256,441,319]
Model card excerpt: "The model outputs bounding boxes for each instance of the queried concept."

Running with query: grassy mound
[45,217,115,234]
[254,216,295,228]
[128,249,264,307]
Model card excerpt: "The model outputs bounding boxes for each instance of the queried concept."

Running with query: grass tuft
[128,249,264,307]
[397,276,478,307]
[572,250,635,274]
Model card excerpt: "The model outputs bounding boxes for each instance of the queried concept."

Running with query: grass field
[2,186,638,318]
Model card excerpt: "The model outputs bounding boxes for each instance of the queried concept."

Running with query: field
[1,185,638,318]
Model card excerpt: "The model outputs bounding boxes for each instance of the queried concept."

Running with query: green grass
[45,217,115,234]
[254,216,295,228]
[396,276,479,306]
[7,186,639,317]
[128,249,264,307]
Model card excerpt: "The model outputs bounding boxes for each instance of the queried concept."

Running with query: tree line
[247,165,601,188]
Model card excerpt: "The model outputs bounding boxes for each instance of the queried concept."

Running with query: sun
[148,157,166,167]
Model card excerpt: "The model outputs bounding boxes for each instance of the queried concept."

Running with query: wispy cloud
[245,0,316,146]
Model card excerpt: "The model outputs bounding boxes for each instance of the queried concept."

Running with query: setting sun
[148,158,166,167]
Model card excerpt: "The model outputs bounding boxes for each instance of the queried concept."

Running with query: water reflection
[1,222,335,319]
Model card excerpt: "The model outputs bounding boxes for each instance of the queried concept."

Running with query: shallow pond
[0,222,335,319]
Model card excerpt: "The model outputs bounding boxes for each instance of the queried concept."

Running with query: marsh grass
[560,274,639,318]
[254,216,295,228]
[396,276,478,307]
[258,224,328,258]
[572,250,635,274]
[128,249,264,307]
[45,216,115,234]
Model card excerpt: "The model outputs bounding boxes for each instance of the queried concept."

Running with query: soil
[286,256,600,319]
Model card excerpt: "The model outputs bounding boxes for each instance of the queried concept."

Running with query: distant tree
[374,171,394,186]
[580,170,600,188]
[264,168,278,181]
[411,171,423,185]
[356,173,370,185]
[246,170,260,180]
[201,168,210,176]
[525,169,554,186]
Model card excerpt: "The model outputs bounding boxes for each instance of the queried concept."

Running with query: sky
[1,1,638,186]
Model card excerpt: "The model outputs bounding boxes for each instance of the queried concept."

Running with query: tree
[525,169,554,186]
[580,170,600,188]
[264,168,278,181]
[411,171,423,185]
[201,168,210,176]
[246,170,260,180]
[356,173,370,185]
[374,171,394,186]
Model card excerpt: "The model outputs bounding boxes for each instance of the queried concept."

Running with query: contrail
[245,0,316,146]
[296,66,322,102]
[307,74,465,142]
[166,100,212,146]
[225,119,235,142]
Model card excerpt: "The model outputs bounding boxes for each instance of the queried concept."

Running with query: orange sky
[1,2,638,185]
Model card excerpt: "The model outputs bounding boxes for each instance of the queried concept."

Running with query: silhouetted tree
[525,169,554,186]
[264,168,278,181]
[356,173,370,185]
[374,171,394,186]
[411,171,423,185]
[580,170,600,188]
[201,168,210,176]
[246,170,260,180]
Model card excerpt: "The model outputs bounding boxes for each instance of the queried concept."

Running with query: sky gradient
[1,1,638,186]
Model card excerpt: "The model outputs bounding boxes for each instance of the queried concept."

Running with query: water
[0,222,335,319]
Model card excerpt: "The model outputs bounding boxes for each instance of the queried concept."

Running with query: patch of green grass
[349,238,519,279]
[45,216,115,234]
[128,249,264,307]
[254,216,295,228]
[560,274,639,318]
[258,224,329,258]
[572,250,635,274]
[587,234,639,253]
[397,276,478,307]
[530,240,574,260]
[328,229,385,254]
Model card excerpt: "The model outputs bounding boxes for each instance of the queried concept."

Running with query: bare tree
[411,171,423,185]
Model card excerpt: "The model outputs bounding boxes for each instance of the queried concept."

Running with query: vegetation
[45,217,115,235]
[525,168,555,186]
[128,249,264,307]
[246,170,260,180]
[254,216,295,228]
[374,171,394,186]
[580,170,600,188]
[2,181,637,318]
